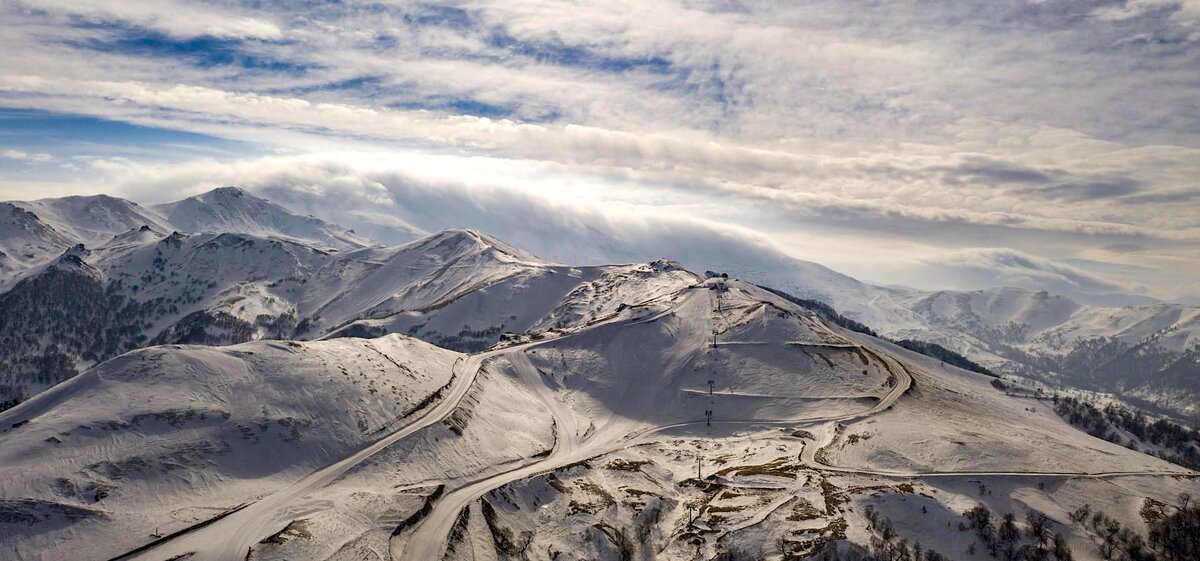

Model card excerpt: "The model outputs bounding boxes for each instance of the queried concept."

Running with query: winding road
[111,282,1195,561]
[116,354,490,561]
[395,284,1194,559]
[394,284,918,559]
[111,291,685,561]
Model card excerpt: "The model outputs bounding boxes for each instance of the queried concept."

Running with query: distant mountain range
[1,187,1196,421]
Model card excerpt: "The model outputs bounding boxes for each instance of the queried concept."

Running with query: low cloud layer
[917,248,1145,300]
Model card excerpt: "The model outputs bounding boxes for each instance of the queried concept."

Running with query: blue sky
[0,108,255,157]
[0,0,1197,300]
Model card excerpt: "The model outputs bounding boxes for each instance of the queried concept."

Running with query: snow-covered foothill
[0,334,461,560]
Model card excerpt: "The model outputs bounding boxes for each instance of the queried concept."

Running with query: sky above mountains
[1,1,1197,301]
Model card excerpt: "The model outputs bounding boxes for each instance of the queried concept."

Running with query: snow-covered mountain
[0,334,463,558]
[899,288,1200,360]
[1,188,1197,422]
[894,287,1200,416]
[151,186,372,251]
[0,202,78,278]
[0,267,1192,561]
[12,194,170,245]
[709,253,1200,419]
[0,209,699,406]
[0,187,370,287]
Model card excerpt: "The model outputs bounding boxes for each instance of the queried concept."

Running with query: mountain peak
[152,187,372,251]
[0,202,50,234]
[0,202,77,269]
[181,186,268,211]
[422,228,499,247]
[59,243,89,261]
[50,193,130,205]
[104,224,166,248]
[196,185,251,201]
[44,243,100,280]
[648,258,688,272]
[410,228,548,265]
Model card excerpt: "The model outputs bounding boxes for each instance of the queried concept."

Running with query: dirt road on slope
[116,355,481,561]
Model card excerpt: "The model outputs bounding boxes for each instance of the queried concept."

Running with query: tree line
[1053,395,1200,470]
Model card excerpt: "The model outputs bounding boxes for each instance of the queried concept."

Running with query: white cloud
[14,0,282,40]
[915,248,1144,297]
[1,149,53,163]
[1095,0,1200,39]
[4,74,1197,246]
[0,0,1197,300]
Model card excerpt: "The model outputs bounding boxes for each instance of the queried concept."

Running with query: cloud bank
[0,0,1196,300]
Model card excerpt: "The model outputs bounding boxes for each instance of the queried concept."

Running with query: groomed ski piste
[0,269,1195,561]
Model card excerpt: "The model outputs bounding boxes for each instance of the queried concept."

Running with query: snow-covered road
[116,355,481,561]
[396,286,918,560]
[108,282,1196,561]
[111,294,670,561]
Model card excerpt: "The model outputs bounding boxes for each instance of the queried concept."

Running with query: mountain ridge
[0,211,702,406]
[0,188,1196,420]
[0,261,1192,561]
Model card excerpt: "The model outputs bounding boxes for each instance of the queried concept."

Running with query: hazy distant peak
[9,195,167,245]
[152,186,374,251]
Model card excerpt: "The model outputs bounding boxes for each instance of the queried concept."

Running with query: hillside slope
[898,288,1200,417]
[4,189,1196,419]
[0,334,461,560]
[0,222,698,406]
[1,270,1185,561]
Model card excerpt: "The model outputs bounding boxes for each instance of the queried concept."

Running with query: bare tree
[1026,509,1051,546]
[1052,533,1074,561]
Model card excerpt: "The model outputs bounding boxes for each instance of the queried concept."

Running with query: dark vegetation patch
[891,339,994,376]
[0,499,103,525]
[1054,395,1200,470]
[390,485,445,536]
[260,518,313,544]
